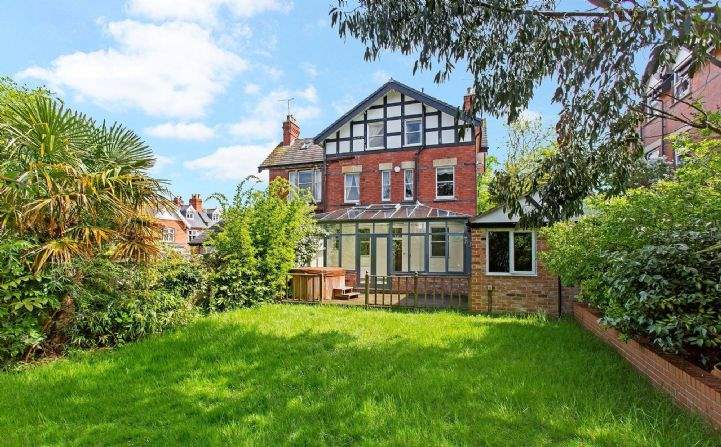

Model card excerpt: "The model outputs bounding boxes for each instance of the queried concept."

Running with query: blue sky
[0,0,582,203]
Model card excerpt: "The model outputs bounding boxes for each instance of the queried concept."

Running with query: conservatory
[314,204,470,282]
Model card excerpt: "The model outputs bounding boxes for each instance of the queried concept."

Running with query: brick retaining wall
[574,302,721,429]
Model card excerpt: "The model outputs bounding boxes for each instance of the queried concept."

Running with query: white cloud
[150,154,174,174]
[18,20,247,119]
[184,143,273,180]
[228,87,320,141]
[298,85,318,103]
[302,63,318,78]
[373,69,391,84]
[126,0,292,25]
[244,83,260,94]
[145,122,216,140]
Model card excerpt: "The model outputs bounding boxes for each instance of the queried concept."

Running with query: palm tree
[0,82,169,271]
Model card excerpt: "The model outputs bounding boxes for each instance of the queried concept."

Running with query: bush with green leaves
[542,137,721,369]
[67,257,198,349]
[204,177,320,310]
[0,237,64,364]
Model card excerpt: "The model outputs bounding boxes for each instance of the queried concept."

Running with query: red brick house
[155,194,221,252]
[640,48,721,163]
[467,200,577,316]
[259,80,488,286]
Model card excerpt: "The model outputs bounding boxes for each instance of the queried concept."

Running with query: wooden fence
[283,271,468,311]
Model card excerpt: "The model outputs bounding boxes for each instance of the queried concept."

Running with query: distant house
[155,194,221,252]
[640,48,721,163]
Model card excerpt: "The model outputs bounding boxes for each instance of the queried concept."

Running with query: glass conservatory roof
[316,203,470,222]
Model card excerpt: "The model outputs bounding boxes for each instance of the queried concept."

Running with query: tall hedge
[542,137,721,369]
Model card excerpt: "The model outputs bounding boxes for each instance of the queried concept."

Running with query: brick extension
[574,302,721,430]
[468,227,576,315]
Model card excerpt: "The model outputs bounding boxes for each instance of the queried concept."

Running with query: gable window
[405,118,422,145]
[368,122,384,149]
[674,64,691,100]
[344,173,360,203]
[487,230,536,275]
[289,169,322,202]
[162,227,175,242]
[403,169,414,201]
[186,210,194,219]
[381,170,391,202]
[435,167,455,199]
[212,212,220,222]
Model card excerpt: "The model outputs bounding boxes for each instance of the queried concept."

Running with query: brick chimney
[189,194,203,212]
[282,115,300,146]
[173,196,183,206]
[463,87,475,114]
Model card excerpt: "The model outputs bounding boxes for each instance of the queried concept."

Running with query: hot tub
[288,267,346,302]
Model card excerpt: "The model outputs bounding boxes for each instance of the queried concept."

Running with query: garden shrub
[67,257,197,349]
[204,177,320,310]
[0,238,64,365]
[542,137,721,369]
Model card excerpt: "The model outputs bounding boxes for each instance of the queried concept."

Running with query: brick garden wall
[574,302,721,429]
[468,227,576,315]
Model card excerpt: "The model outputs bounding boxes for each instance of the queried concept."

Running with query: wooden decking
[324,291,468,310]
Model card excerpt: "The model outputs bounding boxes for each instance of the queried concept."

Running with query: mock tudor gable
[316,80,485,156]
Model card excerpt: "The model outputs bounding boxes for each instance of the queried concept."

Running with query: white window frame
[485,229,537,276]
[435,166,455,200]
[404,118,422,146]
[162,227,175,242]
[344,173,360,204]
[188,229,199,242]
[186,210,194,219]
[673,64,691,100]
[367,122,384,149]
[403,169,414,201]
[380,170,391,202]
[289,169,322,203]
[212,212,220,222]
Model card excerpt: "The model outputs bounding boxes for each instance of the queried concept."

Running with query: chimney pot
[173,196,183,206]
[188,194,203,212]
[282,115,300,146]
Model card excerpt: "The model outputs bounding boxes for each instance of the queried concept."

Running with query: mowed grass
[1,305,719,446]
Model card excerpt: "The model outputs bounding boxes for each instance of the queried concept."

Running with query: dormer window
[368,122,384,149]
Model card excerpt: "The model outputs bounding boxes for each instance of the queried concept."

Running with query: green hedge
[542,137,721,369]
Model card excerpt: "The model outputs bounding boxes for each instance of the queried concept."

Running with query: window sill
[434,197,456,202]
[485,271,538,277]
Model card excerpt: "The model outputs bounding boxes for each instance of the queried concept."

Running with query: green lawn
[1,305,718,446]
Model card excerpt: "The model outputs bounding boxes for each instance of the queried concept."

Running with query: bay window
[487,230,536,275]
[674,64,691,100]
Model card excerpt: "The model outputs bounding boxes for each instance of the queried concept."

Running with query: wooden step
[333,287,360,300]
[335,292,360,300]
